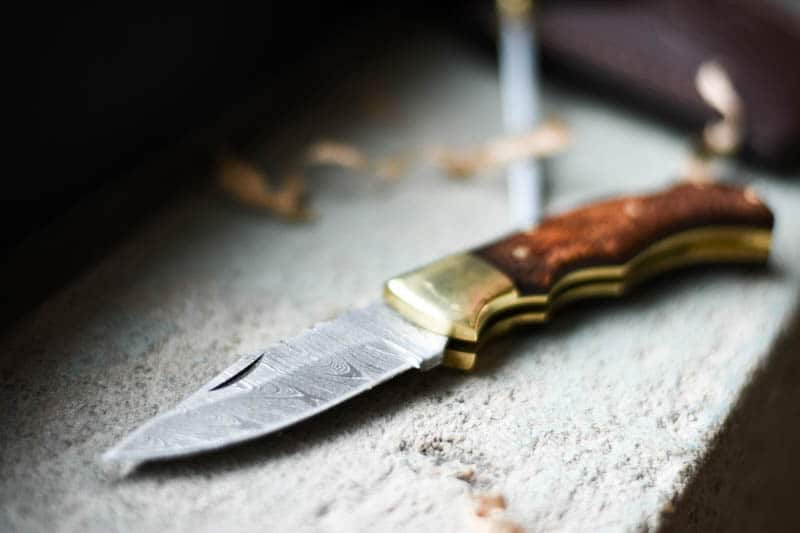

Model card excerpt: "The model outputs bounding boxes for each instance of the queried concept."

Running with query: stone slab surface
[2,34,799,532]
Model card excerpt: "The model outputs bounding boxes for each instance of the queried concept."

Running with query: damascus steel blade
[103,302,447,466]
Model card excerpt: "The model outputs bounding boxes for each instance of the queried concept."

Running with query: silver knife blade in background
[498,0,543,228]
[103,302,447,466]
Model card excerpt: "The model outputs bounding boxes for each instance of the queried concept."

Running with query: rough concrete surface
[2,34,799,532]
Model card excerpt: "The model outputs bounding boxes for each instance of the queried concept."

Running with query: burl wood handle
[385,183,774,369]
[474,182,774,294]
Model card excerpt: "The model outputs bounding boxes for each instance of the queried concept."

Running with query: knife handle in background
[384,182,774,370]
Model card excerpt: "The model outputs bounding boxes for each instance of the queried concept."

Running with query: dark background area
[23,3,405,256]
[9,2,442,327]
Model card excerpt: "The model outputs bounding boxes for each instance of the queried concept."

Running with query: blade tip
[98,448,141,476]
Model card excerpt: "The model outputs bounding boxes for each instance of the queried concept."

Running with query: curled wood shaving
[306,141,369,171]
[216,155,314,221]
[683,61,744,183]
[305,141,407,181]
[217,120,569,220]
[469,492,525,533]
[696,61,744,156]
[431,119,569,178]
[474,493,507,517]
[681,156,718,185]
[455,466,476,482]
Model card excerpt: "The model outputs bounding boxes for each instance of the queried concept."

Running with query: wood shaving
[455,466,476,482]
[696,61,744,156]
[217,120,569,220]
[469,493,525,533]
[681,155,718,184]
[306,141,370,171]
[216,155,313,221]
[683,61,744,182]
[474,493,507,517]
[370,156,408,182]
[305,141,406,182]
[431,119,569,178]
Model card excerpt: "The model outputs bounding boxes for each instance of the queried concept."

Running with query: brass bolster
[384,226,771,370]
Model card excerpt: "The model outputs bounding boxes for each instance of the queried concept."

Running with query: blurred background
[14,0,798,328]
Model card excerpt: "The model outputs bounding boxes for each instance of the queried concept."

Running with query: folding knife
[104,182,773,466]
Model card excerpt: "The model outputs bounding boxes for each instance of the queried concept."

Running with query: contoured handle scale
[384,183,774,370]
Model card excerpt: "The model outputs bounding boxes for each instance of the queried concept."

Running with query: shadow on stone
[658,313,800,532]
